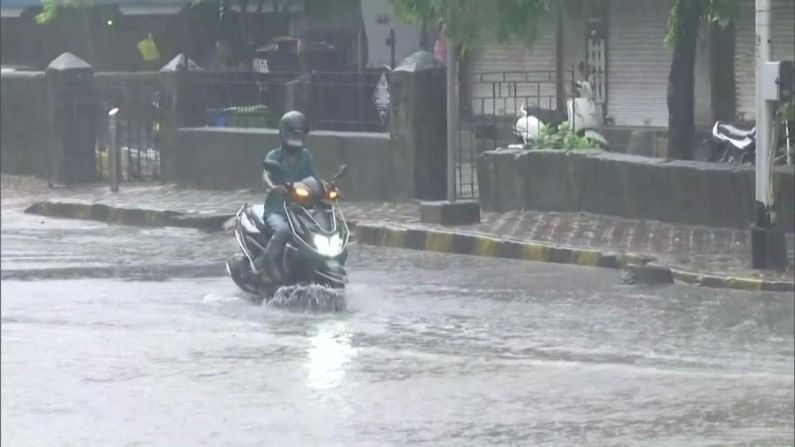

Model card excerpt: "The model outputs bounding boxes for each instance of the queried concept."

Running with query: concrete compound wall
[0,71,50,178]
[174,128,406,201]
[478,149,795,232]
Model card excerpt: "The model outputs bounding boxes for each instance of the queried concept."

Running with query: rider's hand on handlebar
[272,185,289,195]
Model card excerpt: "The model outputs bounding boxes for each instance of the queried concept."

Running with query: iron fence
[94,73,163,181]
[455,68,577,200]
[184,69,390,132]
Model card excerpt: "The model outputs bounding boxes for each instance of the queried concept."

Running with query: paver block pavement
[7,177,793,289]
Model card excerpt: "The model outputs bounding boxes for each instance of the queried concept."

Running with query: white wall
[361,0,423,68]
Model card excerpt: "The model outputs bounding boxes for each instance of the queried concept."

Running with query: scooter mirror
[332,164,348,181]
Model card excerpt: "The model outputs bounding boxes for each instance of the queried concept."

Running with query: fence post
[44,52,97,185]
[108,107,120,192]
[159,54,201,182]
[389,51,447,200]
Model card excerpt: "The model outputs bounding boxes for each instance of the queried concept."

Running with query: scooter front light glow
[313,233,344,257]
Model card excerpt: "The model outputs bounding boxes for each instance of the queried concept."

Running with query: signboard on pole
[373,71,390,125]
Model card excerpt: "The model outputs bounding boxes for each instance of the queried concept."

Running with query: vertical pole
[108,107,120,193]
[754,0,772,216]
[446,21,457,202]
[389,28,396,69]
[751,0,787,270]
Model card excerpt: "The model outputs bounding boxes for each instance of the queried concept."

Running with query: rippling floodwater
[1,206,793,446]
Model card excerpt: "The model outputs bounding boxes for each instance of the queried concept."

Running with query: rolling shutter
[467,22,557,116]
[607,0,673,127]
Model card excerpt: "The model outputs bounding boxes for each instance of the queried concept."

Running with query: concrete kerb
[353,223,795,293]
[24,199,794,293]
[24,199,233,232]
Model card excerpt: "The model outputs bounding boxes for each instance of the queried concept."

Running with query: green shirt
[264,147,318,213]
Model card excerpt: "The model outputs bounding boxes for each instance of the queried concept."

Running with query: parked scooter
[511,80,609,149]
[512,103,544,147]
[566,80,609,149]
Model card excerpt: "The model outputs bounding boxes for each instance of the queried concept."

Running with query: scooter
[225,162,350,301]
[512,103,545,147]
[566,80,609,149]
[510,80,609,150]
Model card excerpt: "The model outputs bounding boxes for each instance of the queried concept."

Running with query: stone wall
[174,128,402,201]
[478,149,795,232]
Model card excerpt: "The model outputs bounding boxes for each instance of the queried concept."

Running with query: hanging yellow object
[137,34,160,62]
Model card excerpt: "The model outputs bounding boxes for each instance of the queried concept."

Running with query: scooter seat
[712,122,755,150]
[714,121,756,139]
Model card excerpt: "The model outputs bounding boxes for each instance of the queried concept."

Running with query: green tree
[665,0,738,159]
[390,0,558,54]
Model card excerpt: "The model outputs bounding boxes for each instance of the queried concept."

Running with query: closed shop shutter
[607,0,673,127]
[734,0,795,122]
[467,21,557,117]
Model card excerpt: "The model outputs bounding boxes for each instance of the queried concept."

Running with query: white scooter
[567,80,609,149]
[510,80,609,150]
[512,103,544,148]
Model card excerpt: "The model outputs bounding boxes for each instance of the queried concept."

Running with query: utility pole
[418,5,479,227]
[751,0,787,270]
[445,15,457,202]
[108,107,120,192]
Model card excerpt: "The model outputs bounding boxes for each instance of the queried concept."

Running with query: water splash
[267,284,347,313]
[201,293,242,304]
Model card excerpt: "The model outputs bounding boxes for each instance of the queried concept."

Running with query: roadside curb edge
[25,200,794,293]
[354,223,795,293]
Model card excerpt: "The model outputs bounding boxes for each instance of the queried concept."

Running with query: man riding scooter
[254,110,318,281]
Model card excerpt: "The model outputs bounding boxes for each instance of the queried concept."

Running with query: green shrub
[530,122,594,151]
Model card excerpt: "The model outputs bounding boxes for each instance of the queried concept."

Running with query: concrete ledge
[174,128,407,201]
[419,200,481,225]
[478,149,795,232]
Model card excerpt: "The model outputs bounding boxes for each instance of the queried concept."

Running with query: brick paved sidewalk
[4,175,793,282]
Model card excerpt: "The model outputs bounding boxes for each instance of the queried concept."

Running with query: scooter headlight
[313,233,344,257]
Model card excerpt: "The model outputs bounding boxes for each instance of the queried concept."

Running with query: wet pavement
[6,175,793,281]
[2,198,794,446]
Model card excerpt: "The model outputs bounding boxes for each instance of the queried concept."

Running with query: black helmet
[279,110,308,151]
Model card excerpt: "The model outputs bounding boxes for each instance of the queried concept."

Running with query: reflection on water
[306,320,356,390]
[1,245,793,447]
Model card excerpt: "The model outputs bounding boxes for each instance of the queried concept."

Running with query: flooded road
[2,207,793,446]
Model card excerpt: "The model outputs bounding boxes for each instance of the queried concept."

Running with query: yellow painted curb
[573,249,601,267]
[522,243,549,262]
[425,232,455,253]
[671,269,701,285]
[619,253,648,268]
[382,227,407,248]
[472,237,501,257]
[724,276,764,291]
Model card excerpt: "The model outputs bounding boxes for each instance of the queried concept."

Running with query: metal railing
[456,68,577,200]
[184,69,390,132]
[94,75,162,182]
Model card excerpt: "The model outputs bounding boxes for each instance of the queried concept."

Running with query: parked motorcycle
[708,119,792,165]
[708,121,757,164]
[225,162,350,301]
